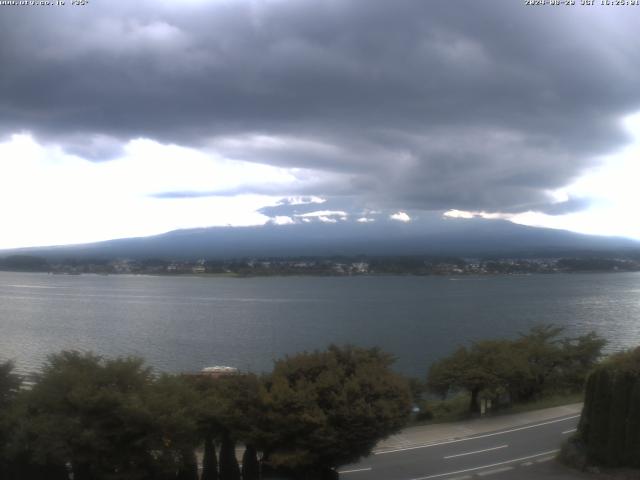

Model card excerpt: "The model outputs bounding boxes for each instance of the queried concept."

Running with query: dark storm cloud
[2,0,639,214]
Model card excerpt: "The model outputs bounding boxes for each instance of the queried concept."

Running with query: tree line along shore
[2,254,640,276]
[0,326,638,479]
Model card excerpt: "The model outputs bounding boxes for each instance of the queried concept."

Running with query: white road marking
[444,445,508,459]
[338,467,372,474]
[535,456,555,463]
[376,415,579,455]
[477,466,514,476]
[521,461,533,466]
[409,449,560,480]
[562,428,577,434]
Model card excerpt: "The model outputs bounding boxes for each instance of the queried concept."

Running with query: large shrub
[258,345,411,478]
[578,347,640,467]
[427,325,606,413]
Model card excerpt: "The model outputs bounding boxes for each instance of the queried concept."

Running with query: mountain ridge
[2,216,639,261]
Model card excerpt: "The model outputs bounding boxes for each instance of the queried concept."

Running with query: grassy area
[411,391,584,426]
[506,392,583,414]
[410,393,471,426]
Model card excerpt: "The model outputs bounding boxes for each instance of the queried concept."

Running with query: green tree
[427,340,529,412]
[176,449,198,480]
[577,347,640,467]
[12,351,200,480]
[0,361,21,408]
[146,374,201,480]
[191,372,263,478]
[18,351,156,480]
[0,255,49,272]
[219,433,241,480]
[513,325,565,401]
[513,326,606,400]
[242,444,260,480]
[258,345,411,478]
[201,433,219,480]
[0,361,23,479]
[428,326,606,413]
[557,332,607,391]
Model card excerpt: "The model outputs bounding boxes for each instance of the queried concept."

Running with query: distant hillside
[2,215,639,261]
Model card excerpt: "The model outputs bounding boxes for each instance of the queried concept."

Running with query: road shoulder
[375,403,583,454]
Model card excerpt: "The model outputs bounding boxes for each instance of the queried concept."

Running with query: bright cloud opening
[271,216,295,225]
[0,134,312,249]
[508,112,640,240]
[390,211,411,222]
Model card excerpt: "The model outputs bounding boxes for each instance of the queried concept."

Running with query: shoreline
[1,269,638,278]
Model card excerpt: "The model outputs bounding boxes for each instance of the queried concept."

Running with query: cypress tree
[624,378,640,468]
[27,460,69,480]
[176,449,199,480]
[606,372,633,466]
[219,434,241,480]
[321,467,339,480]
[578,370,597,441]
[241,445,260,480]
[72,462,92,480]
[586,368,613,464]
[579,347,640,468]
[202,434,218,480]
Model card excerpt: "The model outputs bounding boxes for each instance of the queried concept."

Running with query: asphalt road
[339,413,581,480]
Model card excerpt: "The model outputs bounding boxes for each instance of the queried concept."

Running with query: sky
[1,0,640,249]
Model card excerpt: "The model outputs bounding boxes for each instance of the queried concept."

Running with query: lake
[1,271,639,378]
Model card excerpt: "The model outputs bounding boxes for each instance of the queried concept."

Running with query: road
[339,412,581,480]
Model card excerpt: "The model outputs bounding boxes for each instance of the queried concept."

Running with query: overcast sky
[1,0,640,248]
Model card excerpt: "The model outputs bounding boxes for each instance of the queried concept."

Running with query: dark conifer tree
[201,434,219,480]
[606,372,633,466]
[586,368,613,463]
[23,460,69,480]
[578,347,640,467]
[241,445,260,480]
[624,378,640,467]
[219,434,241,480]
[176,449,199,480]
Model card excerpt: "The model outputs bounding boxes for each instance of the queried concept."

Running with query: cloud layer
[2,0,640,241]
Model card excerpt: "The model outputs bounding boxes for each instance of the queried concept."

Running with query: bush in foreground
[427,325,606,413]
[577,347,640,468]
[0,345,412,479]
[257,345,412,479]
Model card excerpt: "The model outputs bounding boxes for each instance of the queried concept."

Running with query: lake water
[1,271,639,378]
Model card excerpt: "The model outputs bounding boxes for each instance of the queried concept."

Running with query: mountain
[2,215,639,261]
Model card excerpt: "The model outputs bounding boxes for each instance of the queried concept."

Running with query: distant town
[1,254,640,276]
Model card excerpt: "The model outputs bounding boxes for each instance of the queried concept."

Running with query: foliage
[175,449,198,480]
[0,361,21,408]
[5,351,200,480]
[218,434,241,480]
[258,345,411,476]
[0,255,49,272]
[577,346,640,468]
[241,444,260,480]
[201,434,218,480]
[427,340,529,412]
[0,361,22,479]
[21,351,160,479]
[422,393,469,423]
[145,374,201,479]
[191,372,263,442]
[557,331,607,390]
[427,325,606,413]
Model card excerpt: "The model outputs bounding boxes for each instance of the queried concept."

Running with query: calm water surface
[1,272,639,377]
